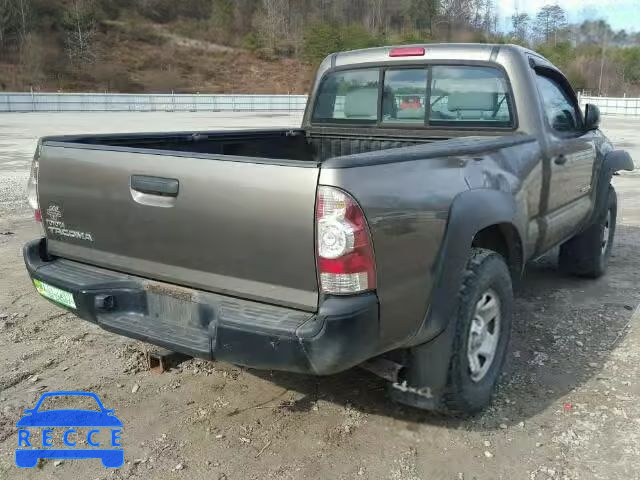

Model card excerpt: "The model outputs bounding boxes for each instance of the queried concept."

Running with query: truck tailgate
[38,145,320,311]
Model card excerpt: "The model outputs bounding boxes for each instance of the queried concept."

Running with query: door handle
[554,155,567,166]
[130,175,179,197]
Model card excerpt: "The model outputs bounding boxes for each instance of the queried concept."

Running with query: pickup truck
[24,44,634,414]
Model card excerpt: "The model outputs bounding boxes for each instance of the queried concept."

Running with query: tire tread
[439,247,512,415]
[559,185,617,278]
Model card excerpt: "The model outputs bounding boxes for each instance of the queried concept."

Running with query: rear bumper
[24,239,380,375]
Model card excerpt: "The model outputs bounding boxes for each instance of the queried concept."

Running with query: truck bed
[37,127,528,313]
[42,128,429,163]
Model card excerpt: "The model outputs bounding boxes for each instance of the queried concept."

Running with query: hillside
[0,10,313,94]
[1,1,640,95]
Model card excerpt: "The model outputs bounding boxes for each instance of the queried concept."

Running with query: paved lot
[0,113,639,479]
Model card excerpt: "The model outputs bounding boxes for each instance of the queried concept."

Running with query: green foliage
[470,31,490,44]
[402,0,438,31]
[302,23,342,64]
[180,0,213,19]
[536,41,574,70]
[340,24,384,51]
[210,0,233,30]
[96,0,133,20]
[61,0,102,66]
[135,0,211,23]
[534,4,567,44]
[242,32,263,52]
[61,1,102,37]
[303,22,385,64]
[135,0,177,23]
[30,0,65,30]
[616,47,640,84]
[535,41,586,88]
[509,12,530,43]
[395,30,430,45]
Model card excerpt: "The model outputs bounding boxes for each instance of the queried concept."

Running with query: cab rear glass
[311,64,515,129]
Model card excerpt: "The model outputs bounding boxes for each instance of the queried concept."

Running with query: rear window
[312,69,379,123]
[430,66,512,126]
[312,64,514,128]
[383,69,428,124]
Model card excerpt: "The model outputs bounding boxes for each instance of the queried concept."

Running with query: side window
[382,69,428,124]
[535,74,581,133]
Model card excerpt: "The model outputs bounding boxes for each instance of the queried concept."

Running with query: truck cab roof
[326,43,553,69]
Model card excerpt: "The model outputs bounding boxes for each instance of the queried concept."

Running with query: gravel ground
[0,113,639,479]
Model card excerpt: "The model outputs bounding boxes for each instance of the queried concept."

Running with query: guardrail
[0,92,309,113]
[579,95,640,116]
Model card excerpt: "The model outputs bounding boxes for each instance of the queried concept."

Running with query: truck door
[535,69,596,252]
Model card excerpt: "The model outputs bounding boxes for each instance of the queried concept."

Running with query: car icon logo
[15,391,124,468]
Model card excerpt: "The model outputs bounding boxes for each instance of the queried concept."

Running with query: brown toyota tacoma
[24,44,633,414]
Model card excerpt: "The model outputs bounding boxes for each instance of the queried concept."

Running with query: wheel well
[472,223,523,279]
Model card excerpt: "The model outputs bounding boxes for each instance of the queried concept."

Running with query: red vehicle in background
[399,95,422,110]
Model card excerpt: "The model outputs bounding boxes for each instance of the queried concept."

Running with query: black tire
[440,248,513,414]
[396,248,513,415]
[559,185,617,278]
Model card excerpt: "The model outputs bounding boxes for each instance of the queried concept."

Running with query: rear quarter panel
[320,157,460,346]
[320,138,543,348]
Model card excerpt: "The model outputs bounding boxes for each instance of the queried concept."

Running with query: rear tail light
[27,142,44,233]
[316,186,376,295]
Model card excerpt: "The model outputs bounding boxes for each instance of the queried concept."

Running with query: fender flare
[604,149,634,174]
[412,188,524,346]
[588,150,634,225]
[394,189,525,405]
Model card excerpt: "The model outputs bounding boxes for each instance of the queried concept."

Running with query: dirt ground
[0,113,639,479]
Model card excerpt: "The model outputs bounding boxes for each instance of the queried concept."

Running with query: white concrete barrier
[3,92,639,117]
[0,93,309,113]
[579,95,640,116]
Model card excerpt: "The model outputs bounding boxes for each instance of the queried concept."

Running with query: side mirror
[584,103,601,131]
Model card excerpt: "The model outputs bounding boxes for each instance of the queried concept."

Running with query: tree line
[1,0,639,95]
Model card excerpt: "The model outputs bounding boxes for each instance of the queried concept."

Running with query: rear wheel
[396,248,513,415]
[559,185,617,278]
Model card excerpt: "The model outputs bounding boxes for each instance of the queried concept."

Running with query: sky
[496,0,640,31]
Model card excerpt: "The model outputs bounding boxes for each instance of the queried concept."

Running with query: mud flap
[388,317,458,410]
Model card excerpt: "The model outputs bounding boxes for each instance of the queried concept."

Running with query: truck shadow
[248,224,640,431]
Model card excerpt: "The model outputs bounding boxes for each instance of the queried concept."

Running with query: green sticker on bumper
[33,279,76,309]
